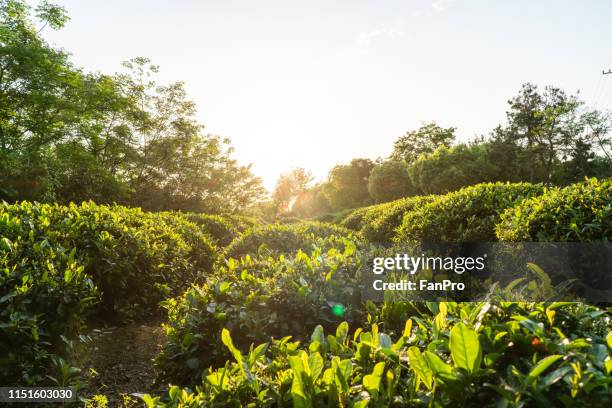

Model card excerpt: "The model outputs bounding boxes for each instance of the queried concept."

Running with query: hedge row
[156,238,363,384]
[394,182,545,242]
[224,221,355,259]
[496,178,612,241]
[0,202,222,385]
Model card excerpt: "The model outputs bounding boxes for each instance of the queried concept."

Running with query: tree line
[0,1,265,213]
[3,1,611,218]
[273,84,612,219]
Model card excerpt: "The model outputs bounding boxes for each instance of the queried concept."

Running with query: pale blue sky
[41,0,612,190]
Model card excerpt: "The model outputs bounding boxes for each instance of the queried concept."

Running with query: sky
[40,0,612,190]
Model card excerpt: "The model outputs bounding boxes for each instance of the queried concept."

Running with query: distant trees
[491,83,612,184]
[272,168,313,213]
[368,161,414,203]
[325,158,375,210]
[0,1,265,213]
[408,144,499,194]
[280,84,612,219]
[391,122,456,163]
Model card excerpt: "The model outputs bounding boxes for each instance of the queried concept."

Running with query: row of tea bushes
[0,202,218,318]
[394,182,545,243]
[340,182,544,243]
[360,195,436,243]
[224,221,355,259]
[156,237,364,384]
[340,179,612,244]
[0,210,97,385]
[0,202,230,385]
[183,213,260,246]
[496,178,612,242]
[146,301,612,407]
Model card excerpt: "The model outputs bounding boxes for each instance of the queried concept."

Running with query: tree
[0,2,266,212]
[391,122,456,163]
[116,59,265,213]
[0,0,77,201]
[368,160,415,203]
[496,83,612,183]
[326,158,374,210]
[289,183,332,218]
[272,168,313,213]
[408,144,500,194]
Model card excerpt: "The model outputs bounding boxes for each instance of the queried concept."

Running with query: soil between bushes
[80,317,167,406]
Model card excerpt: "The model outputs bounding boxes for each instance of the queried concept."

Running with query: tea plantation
[2,179,612,407]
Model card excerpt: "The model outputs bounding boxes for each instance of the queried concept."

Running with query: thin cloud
[357,27,404,47]
[431,0,456,12]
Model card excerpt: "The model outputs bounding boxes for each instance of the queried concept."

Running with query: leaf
[407,347,433,390]
[221,328,242,364]
[309,352,324,380]
[336,321,349,343]
[363,362,385,396]
[311,325,326,345]
[607,331,612,349]
[527,263,552,292]
[168,385,180,400]
[449,323,481,373]
[403,319,413,338]
[423,351,452,375]
[527,355,563,383]
[378,333,392,349]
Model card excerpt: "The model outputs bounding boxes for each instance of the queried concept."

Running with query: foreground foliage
[156,238,363,384]
[146,302,612,407]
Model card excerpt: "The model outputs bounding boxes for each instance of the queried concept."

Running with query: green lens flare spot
[331,303,346,318]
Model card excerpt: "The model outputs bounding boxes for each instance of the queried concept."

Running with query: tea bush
[496,178,612,241]
[182,213,239,247]
[223,214,261,233]
[146,302,612,407]
[224,222,354,259]
[156,240,363,384]
[395,182,544,243]
[339,206,373,231]
[0,202,217,319]
[360,195,436,243]
[0,208,98,385]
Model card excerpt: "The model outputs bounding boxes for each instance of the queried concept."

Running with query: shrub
[146,302,612,407]
[0,202,217,319]
[182,213,239,246]
[496,178,612,241]
[223,214,261,233]
[360,195,436,243]
[0,208,98,385]
[155,241,363,384]
[224,222,354,259]
[339,206,375,231]
[395,182,544,242]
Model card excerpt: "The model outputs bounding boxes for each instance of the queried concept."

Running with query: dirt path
[81,319,167,406]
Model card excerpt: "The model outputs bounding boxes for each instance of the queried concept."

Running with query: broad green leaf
[423,351,452,375]
[528,355,563,382]
[449,323,481,373]
[309,352,324,380]
[407,347,433,390]
[336,321,349,343]
[363,362,385,396]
